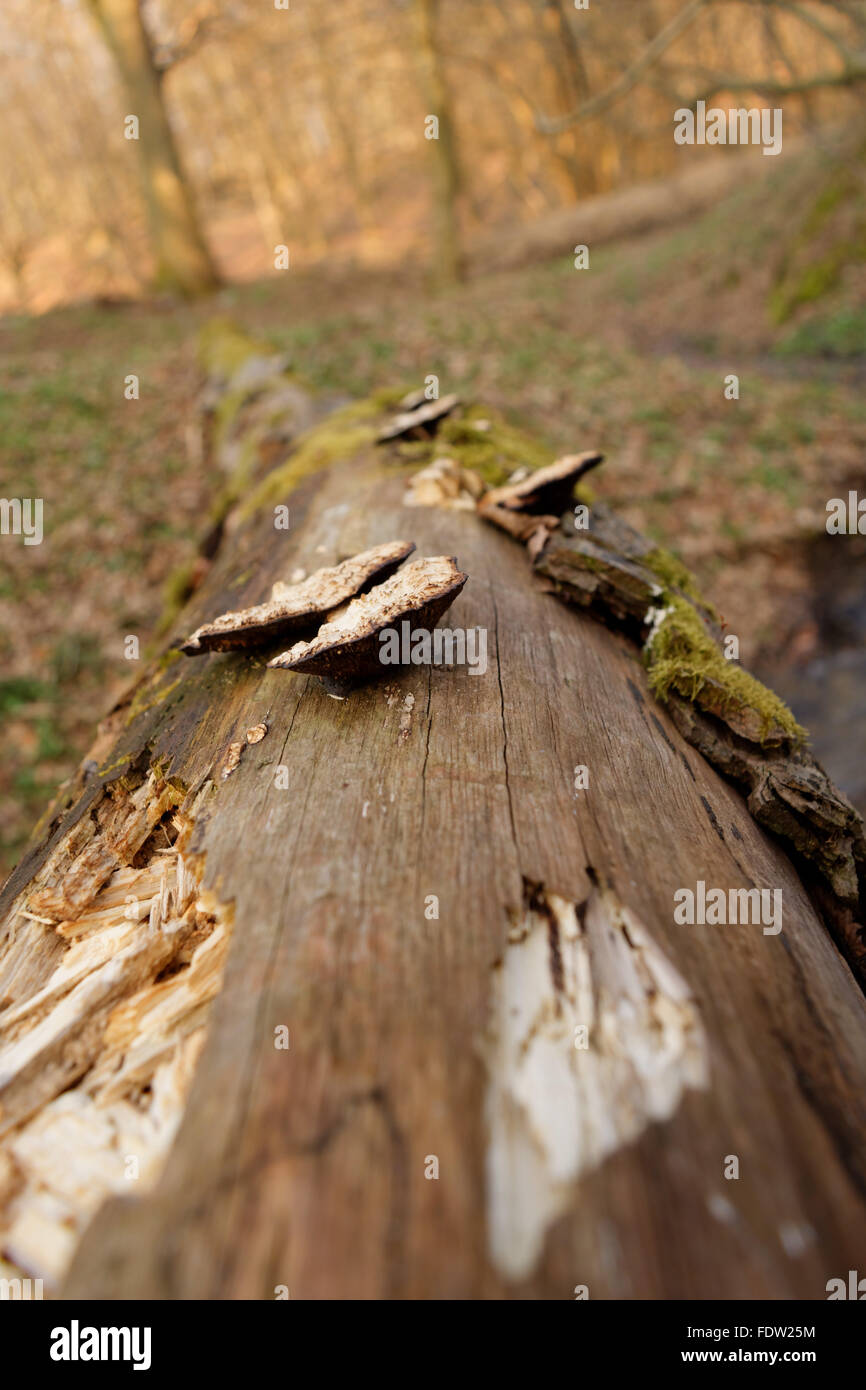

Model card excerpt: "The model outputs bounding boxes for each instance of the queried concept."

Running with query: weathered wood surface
[2,350,866,1300]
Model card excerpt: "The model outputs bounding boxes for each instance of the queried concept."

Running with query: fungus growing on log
[268,555,467,684]
[479,450,603,519]
[404,456,485,510]
[376,392,460,442]
[179,540,415,654]
[478,503,561,547]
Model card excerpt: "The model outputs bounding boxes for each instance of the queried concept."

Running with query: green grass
[776,306,866,359]
[0,676,54,714]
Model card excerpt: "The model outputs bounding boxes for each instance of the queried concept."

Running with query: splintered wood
[0,770,231,1289]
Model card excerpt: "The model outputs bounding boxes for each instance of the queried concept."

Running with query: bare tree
[415,0,464,283]
[535,0,866,134]
[86,0,218,295]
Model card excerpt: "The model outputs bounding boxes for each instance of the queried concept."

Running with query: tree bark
[415,0,464,284]
[87,0,219,296]
[1,328,865,1300]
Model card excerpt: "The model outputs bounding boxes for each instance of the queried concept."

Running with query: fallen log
[1,323,865,1300]
[465,143,803,275]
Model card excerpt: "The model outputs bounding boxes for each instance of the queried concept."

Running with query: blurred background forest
[1,0,865,874]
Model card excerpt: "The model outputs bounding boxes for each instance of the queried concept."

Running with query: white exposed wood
[484,881,708,1280]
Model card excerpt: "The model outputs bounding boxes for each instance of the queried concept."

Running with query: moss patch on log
[240,397,554,518]
[645,594,805,747]
[125,667,184,726]
[643,546,717,619]
[198,318,280,377]
[201,320,560,521]
[239,396,388,519]
[434,407,554,487]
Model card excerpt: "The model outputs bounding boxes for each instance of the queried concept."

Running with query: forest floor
[1,138,865,875]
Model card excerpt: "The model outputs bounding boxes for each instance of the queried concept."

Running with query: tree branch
[535,0,710,134]
[713,0,862,57]
[534,0,865,135]
[688,61,866,101]
[771,0,860,55]
[152,2,237,74]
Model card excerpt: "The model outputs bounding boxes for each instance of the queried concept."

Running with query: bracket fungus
[179,540,415,655]
[479,450,603,519]
[404,456,485,511]
[376,392,460,442]
[478,451,603,549]
[268,555,468,686]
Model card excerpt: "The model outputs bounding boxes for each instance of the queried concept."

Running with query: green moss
[776,305,866,359]
[200,313,560,516]
[238,396,568,518]
[163,564,196,607]
[770,237,866,323]
[770,164,866,323]
[220,429,267,509]
[370,385,411,410]
[644,546,717,618]
[239,395,385,519]
[213,386,251,441]
[198,318,278,377]
[645,594,805,746]
[125,674,183,726]
[435,407,554,487]
[97,753,133,778]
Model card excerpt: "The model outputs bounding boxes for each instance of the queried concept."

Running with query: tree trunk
[415,0,464,284]
[1,327,865,1300]
[87,0,218,296]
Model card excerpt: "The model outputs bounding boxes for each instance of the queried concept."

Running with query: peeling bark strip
[3,321,866,1299]
[485,878,707,1281]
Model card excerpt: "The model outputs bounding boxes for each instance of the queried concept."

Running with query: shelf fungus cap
[179,540,415,654]
[377,393,460,443]
[479,451,603,517]
[268,555,468,683]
